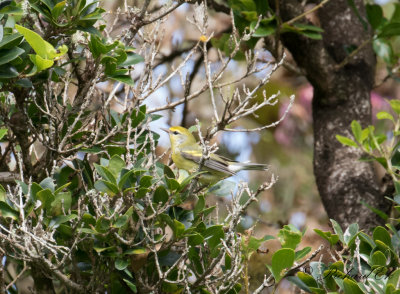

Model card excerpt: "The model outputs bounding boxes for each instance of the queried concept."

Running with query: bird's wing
[180,150,235,176]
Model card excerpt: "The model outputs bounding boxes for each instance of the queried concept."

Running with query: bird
[161,126,269,184]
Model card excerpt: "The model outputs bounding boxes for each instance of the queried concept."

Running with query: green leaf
[376,111,394,121]
[281,23,323,39]
[94,180,119,196]
[250,20,275,37]
[139,175,153,188]
[123,279,137,293]
[373,39,395,65]
[351,120,362,142]
[153,186,169,204]
[173,219,185,239]
[94,164,117,184]
[194,194,205,216]
[108,155,125,178]
[343,223,359,246]
[16,78,33,88]
[203,225,224,250]
[330,219,344,244]
[54,182,71,195]
[297,272,318,288]
[0,65,18,78]
[29,54,54,72]
[379,23,400,38]
[15,24,61,59]
[124,247,147,255]
[336,135,358,148]
[109,75,135,86]
[119,52,144,66]
[390,100,400,115]
[278,225,302,249]
[166,178,180,191]
[270,248,295,282]
[113,215,129,228]
[0,34,23,49]
[0,128,7,140]
[287,276,312,293]
[40,177,55,192]
[163,164,175,179]
[314,229,339,246]
[366,4,383,30]
[387,268,400,290]
[295,247,311,261]
[371,250,387,267]
[115,258,129,271]
[36,188,55,210]
[49,214,77,229]
[0,184,5,202]
[50,191,72,216]
[88,35,118,58]
[188,233,204,246]
[0,201,19,220]
[373,226,392,248]
[245,235,270,252]
[93,245,115,253]
[51,0,66,20]
[343,278,364,294]
[0,47,24,66]
[95,216,111,233]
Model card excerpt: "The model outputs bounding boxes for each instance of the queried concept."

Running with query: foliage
[0,0,285,293]
[336,99,400,198]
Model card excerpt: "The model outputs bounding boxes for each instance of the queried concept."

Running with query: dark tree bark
[272,0,391,229]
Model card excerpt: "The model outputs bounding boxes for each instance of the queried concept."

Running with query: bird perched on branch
[162,126,269,184]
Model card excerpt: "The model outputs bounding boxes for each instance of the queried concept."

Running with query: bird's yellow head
[161,126,196,151]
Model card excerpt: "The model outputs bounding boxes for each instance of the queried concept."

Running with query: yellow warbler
[162,126,269,184]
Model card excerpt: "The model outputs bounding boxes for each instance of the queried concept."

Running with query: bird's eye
[173,131,179,135]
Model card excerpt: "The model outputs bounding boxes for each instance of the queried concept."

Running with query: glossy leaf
[314,229,339,246]
[153,186,169,204]
[115,258,129,271]
[109,75,135,86]
[379,23,400,38]
[336,135,358,148]
[343,278,364,294]
[351,120,362,142]
[0,33,23,49]
[0,184,5,202]
[49,214,77,229]
[270,248,295,282]
[94,180,119,196]
[15,24,59,59]
[373,226,392,248]
[119,52,144,66]
[29,54,54,72]
[366,4,383,30]
[278,225,302,249]
[0,201,19,220]
[0,47,24,66]
[108,155,125,178]
[50,191,72,216]
[0,128,7,141]
[203,225,224,250]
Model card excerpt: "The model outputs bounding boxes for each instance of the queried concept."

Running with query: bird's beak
[160,127,170,133]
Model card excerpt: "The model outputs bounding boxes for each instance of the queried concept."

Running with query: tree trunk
[274,0,391,229]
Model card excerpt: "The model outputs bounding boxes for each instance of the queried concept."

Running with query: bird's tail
[229,162,269,172]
